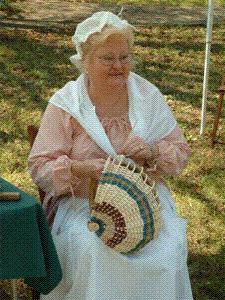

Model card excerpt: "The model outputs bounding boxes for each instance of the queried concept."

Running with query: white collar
[49,72,176,158]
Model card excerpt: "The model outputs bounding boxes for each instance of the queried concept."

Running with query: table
[0,177,62,298]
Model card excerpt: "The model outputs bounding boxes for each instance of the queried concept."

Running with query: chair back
[27,125,46,204]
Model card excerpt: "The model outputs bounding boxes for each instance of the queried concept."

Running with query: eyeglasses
[96,53,132,67]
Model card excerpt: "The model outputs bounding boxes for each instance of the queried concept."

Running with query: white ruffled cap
[70,11,136,68]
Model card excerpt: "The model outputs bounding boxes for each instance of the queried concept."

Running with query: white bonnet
[70,11,136,69]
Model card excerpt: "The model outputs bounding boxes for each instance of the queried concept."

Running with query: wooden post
[211,78,225,147]
[9,279,17,300]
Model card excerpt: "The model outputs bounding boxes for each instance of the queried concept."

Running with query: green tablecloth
[0,177,62,295]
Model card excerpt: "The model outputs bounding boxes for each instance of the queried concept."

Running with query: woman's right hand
[71,158,106,181]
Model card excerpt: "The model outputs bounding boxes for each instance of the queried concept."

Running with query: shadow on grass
[136,38,225,56]
[1,25,224,147]
[134,58,224,114]
[134,61,203,104]
[175,171,225,299]
[188,245,225,300]
[135,39,206,52]
[1,26,224,114]
[0,30,78,113]
[172,178,225,221]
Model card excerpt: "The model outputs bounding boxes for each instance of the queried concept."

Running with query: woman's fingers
[126,145,143,157]
[118,138,138,154]
[89,158,106,180]
[119,136,147,158]
[72,158,106,180]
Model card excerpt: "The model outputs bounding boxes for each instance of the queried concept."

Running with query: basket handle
[88,177,98,210]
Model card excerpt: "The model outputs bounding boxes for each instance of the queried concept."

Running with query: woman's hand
[72,158,106,181]
[117,136,154,166]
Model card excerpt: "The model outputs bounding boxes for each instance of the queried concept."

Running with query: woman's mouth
[109,73,123,77]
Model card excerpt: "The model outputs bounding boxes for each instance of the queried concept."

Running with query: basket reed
[88,156,162,255]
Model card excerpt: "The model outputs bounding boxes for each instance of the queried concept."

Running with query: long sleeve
[28,103,82,197]
[146,124,190,177]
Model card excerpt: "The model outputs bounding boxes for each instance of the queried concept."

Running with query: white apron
[40,72,193,299]
[40,184,193,300]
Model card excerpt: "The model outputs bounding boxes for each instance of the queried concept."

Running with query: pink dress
[28,102,193,300]
[28,102,190,230]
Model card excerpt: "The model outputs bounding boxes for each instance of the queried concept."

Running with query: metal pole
[200,0,215,135]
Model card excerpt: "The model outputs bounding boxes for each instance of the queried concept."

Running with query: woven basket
[87,156,162,255]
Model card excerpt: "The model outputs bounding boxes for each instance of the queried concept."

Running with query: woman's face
[86,36,132,90]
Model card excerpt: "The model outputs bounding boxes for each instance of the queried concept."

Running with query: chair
[27,125,46,204]
[27,124,46,300]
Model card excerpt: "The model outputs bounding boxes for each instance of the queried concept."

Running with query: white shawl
[49,72,177,157]
[49,73,190,278]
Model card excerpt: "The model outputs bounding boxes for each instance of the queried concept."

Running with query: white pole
[200,0,215,135]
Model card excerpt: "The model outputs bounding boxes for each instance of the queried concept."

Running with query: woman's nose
[112,58,122,68]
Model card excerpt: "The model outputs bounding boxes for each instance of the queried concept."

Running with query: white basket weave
[88,156,162,255]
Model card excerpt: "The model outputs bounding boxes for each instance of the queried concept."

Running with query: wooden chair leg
[31,288,40,300]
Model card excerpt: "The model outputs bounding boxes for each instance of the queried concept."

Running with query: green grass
[0,23,225,300]
[64,0,225,7]
[2,0,225,10]
[58,0,225,7]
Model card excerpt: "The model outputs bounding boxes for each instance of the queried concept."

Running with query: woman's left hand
[117,136,153,166]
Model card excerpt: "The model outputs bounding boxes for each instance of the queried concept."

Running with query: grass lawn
[0,21,225,299]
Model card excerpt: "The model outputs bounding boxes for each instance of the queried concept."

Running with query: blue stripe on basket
[90,217,106,237]
[99,173,155,254]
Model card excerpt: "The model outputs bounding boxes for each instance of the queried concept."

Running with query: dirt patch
[1,1,225,33]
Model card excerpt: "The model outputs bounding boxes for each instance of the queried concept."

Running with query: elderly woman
[28,11,193,300]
